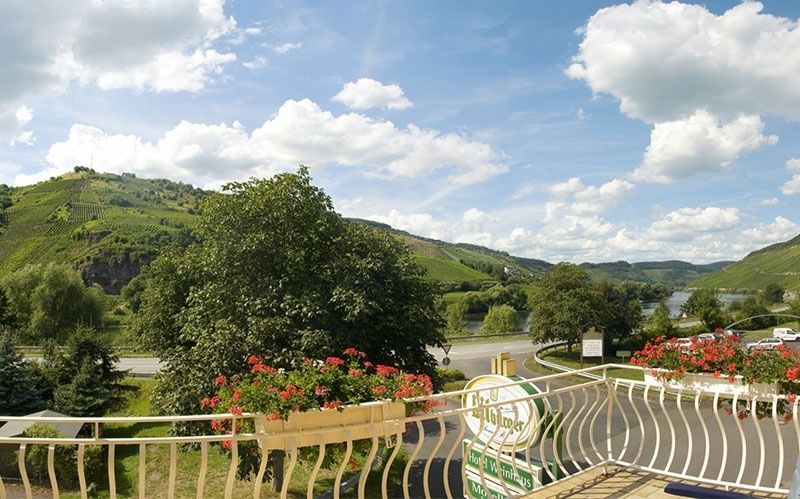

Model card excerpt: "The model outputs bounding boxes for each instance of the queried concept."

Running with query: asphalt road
[116,338,541,377]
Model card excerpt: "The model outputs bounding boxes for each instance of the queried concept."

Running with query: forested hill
[692,234,800,290]
[0,168,204,292]
[582,260,732,288]
[349,219,728,288]
[0,170,733,293]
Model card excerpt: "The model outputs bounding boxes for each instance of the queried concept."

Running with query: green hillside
[582,260,732,287]
[349,219,542,284]
[692,234,800,290]
[0,168,205,292]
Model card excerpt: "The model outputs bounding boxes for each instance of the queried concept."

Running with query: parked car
[697,333,723,342]
[723,329,745,339]
[773,328,800,341]
[746,337,785,351]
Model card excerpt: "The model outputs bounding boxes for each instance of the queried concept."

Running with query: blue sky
[1,1,800,264]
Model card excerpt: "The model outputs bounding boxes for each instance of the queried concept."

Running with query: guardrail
[0,365,796,498]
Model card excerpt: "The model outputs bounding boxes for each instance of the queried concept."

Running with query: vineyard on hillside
[0,171,205,287]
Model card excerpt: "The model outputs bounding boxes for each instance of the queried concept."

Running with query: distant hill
[0,169,204,292]
[582,260,732,288]
[0,170,734,293]
[349,219,545,284]
[692,234,800,290]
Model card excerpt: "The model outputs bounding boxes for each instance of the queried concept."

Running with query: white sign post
[581,327,604,367]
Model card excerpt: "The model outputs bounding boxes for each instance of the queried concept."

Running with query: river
[641,291,750,317]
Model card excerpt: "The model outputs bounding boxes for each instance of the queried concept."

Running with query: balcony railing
[0,364,797,498]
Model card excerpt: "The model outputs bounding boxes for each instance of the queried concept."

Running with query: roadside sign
[442,344,452,355]
[464,470,516,499]
[616,350,631,358]
[463,439,541,493]
[581,327,604,367]
[461,374,543,452]
[442,357,451,366]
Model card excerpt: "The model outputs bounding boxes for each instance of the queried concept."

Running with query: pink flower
[375,365,398,377]
[232,390,241,401]
[348,368,364,378]
[214,375,227,385]
[247,355,262,366]
[323,400,341,410]
[221,440,232,450]
[372,385,387,395]
[230,406,243,416]
[251,364,276,373]
[343,348,366,358]
[266,412,281,421]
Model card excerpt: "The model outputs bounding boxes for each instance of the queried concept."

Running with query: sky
[1,0,800,265]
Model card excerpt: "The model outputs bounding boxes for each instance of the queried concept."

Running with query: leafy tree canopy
[527,263,604,350]
[132,168,444,416]
[763,283,785,305]
[681,288,724,328]
[481,305,519,334]
[1,263,105,343]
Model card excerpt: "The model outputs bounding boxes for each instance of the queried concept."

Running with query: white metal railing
[0,365,797,498]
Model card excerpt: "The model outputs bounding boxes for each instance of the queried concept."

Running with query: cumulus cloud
[332,78,412,110]
[3,105,35,147]
[740,216,798,246]
[461,208,496,232]
[369,210,453,240]
[44,99,505,188]
[632,111,777,183]
[0,0,237,140]
[648,207,741,241]
[546,177,634,220]
[760,198,779,206]
[782,158,800,195]
[567,1,800,123]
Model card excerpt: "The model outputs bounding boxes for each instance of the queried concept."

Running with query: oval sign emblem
[462,374,542,452]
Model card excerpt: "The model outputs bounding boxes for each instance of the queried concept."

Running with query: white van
[773,327,800,341]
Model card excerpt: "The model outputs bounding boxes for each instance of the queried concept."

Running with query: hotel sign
[462,374,543,452]
[463,439,541,493]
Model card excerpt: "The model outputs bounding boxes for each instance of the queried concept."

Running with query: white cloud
[243,56,267,70]
[270,42,302,54]
[783,158,800,195]
[455,232,493,247]
[3,105,35,147]
[740,217,798,246]
[546,177,634,219]
[631,111,777,183]
[44,98,505,188]
[461,208,496,232]
[567,1,800,123]
[760,198,779,206]
[0,0,237,136]
[369,210,453,240]
[332,78,413,110]
[576,107,589,121]
[648,207,741,242]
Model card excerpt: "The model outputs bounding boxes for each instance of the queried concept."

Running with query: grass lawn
[51,378,405,498]
[524,347,644,383]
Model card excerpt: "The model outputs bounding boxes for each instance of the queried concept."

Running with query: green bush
[21,424,103,489]
[436,367,466,383]
[481,305,519,334]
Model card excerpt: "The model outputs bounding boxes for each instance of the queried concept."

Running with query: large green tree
[648,300,675,339]
[763,283,785,305]
[527,263,603,351]
[1,264,105,343]
[133,169,444,416]
[681,288,724,329]
[596,279,642,344]
[481,305,519,334]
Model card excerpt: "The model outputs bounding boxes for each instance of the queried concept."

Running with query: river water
[461,292,750,334]
[641,291,749,318]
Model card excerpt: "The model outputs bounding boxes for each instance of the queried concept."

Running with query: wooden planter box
[254,400,405,450]
[644,369,778,398]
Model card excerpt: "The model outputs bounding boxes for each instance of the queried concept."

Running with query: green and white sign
[464,470,516,499]
[463,439,541,493]
[461,374,543,452]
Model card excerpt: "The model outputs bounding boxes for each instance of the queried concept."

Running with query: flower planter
[254,400,406,450]
[644,369,779,398]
